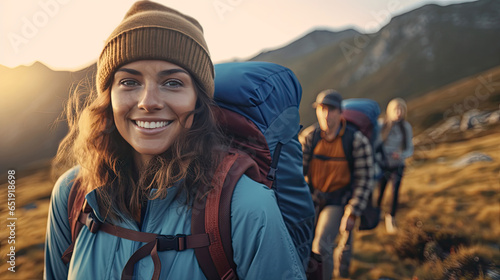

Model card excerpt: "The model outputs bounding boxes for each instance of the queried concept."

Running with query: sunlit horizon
[0,0,477,71]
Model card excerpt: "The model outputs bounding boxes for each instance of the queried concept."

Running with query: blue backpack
[342,98,385,180]
[213,61,315,266]
[342,99,380,143]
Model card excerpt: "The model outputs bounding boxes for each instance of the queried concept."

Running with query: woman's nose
[138,85,164,112]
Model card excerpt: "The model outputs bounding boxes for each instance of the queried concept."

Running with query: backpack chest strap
[77,211,210,280]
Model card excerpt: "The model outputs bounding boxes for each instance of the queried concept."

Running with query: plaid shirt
[347,130,375,216]
[300,124,374,217]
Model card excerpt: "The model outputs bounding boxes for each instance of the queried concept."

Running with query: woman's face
[390,104,404,121]
[111,60,197,166]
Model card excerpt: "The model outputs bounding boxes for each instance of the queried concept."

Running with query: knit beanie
[97,1,214,97]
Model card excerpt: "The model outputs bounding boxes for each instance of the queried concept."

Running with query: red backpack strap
[61,179,87,264]
[192,149,261,280]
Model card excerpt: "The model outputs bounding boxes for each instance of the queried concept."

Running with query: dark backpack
[62,62,317,280]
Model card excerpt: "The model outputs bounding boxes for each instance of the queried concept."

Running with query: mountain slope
[250,29,360,66]
[250,0,500,127]
[0,63,95,173]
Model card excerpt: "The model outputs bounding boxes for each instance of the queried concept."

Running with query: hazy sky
[1,0,475,70]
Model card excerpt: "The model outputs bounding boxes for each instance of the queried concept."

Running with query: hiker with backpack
[44,1,309,279]
[300,90,375,279]
[377,97,413,234]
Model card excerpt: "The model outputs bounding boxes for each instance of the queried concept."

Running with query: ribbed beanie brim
[97,1,214,97]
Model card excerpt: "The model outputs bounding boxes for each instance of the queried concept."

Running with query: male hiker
[300,89,375,279]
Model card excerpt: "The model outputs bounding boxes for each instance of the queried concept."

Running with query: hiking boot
[333,254,351,279]
[338,261,350,278]
[385,214,397,234]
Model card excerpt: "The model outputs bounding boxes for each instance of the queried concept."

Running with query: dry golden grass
[0,164,53,280]
[349,127,500,280]
[0,129,498,280]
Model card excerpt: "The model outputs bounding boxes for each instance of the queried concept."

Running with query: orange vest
[308,123,351,193]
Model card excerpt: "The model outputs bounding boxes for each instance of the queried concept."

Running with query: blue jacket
[44,167,306,279]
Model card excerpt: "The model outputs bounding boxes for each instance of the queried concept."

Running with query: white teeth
[135,121,169,129]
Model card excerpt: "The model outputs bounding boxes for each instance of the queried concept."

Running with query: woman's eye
[120,79,139,87]
[163,79,183,88]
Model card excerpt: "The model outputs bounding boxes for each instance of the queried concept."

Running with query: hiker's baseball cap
[313,89,342,109]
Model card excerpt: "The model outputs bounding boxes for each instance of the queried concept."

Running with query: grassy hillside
[0,163,53,279]
[349,126,500,279]
[407,65,500,136]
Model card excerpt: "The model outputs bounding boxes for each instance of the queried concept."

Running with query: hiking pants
[312,205,353,279]
[377,165,405,217]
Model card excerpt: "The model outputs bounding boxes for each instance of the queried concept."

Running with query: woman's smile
[132,119,173,134]
[134,120,172,129]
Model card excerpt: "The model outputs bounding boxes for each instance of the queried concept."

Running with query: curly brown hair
[53,73,226,222]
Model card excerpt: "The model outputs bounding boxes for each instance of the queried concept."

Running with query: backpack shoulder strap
[341,125,356,173]
[305,126,321,168]
[310,126,322,157]
[192,149,261,280]
[61,179,87,264]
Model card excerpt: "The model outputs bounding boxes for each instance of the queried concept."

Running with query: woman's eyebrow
[116,68,142,75]
[158,68,189,77]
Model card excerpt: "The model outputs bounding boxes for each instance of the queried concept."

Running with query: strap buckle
[266,167,277,181]
[222,269,237,280]
[156,234,186,251]
[85,211,102,233]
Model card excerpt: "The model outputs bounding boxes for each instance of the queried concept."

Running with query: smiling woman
[111,60,198,167]
[44,1,306,280]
